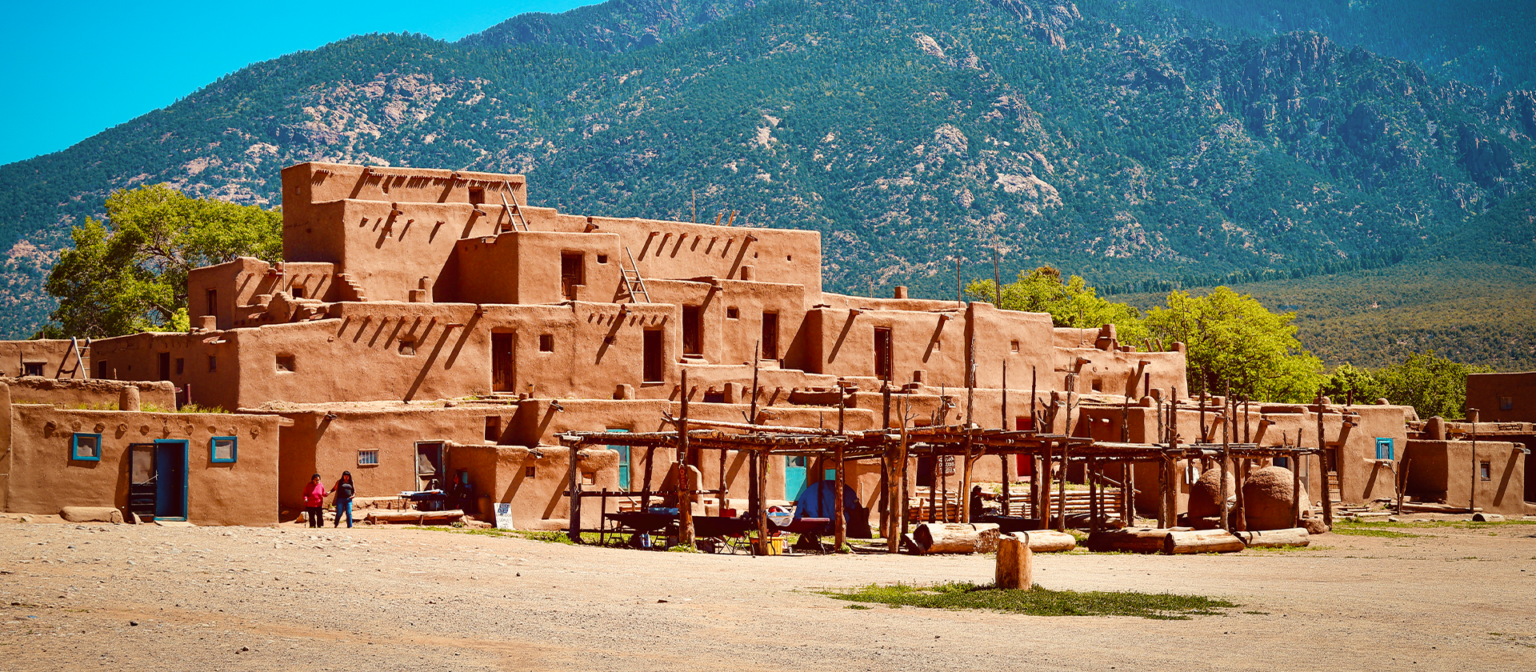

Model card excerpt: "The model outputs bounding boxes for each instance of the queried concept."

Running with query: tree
[1319,363,1386,404]
[1144,287,1322,402]
[966,266,1150,345]
[1373,351,1491,420]
[45,185,282,337]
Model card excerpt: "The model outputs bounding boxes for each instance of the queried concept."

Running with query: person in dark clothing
[969,485,985,523]
[333,471,356,528]
[303,473,326,528]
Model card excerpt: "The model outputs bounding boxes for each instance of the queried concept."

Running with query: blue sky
[0,1,601,166]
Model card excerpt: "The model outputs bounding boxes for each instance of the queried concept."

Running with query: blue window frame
[71,433,102,461]
[210,436,238,463]
[1274,456,1290,470]
[1375,438,1394,460]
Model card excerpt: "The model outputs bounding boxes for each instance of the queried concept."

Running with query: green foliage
[1373,351,1491,420]
[1319,364,1385,404]
[822,582,1237,620]
[43,185,281,337]
[967,266,1149,345]
[1145,288,1322,402]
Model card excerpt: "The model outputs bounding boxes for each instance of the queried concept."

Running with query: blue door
[154,439,188,520]
[607,429,630,490]
[785,456,808,501]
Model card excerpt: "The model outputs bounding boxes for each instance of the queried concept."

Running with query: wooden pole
[678,369,695,546]
[1030,366,1038,519]
[900,397,912,539]
[1315,396,1332,528]
[750,343,769,554]
[1220,386,1231,532]
[961,323,976,522]
[1001,360,1011,516]
[567,442,583,543]
[1469,409,1479,511]
[834,384,847,552]
[1166,386,1180,528]
[879,383,891,538]
[642,446,655,513]
[1293,430,1304,527]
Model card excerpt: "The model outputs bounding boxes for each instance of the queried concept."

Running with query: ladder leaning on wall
[56,337,89,379]
[620,247,652,303]
[499,181,530,232]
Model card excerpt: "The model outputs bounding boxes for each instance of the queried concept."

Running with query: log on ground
[1234,528,1309,548]
[995,534,1033,590]
[1021,529,1077,553]
[910,522,1001,554]
[364,509,465,525]
[1163,529,1244,555]
[1086,527,1169,554]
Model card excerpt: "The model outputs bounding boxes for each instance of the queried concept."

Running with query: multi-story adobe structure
[5,161,1459,528]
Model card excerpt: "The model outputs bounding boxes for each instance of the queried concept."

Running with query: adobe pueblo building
[5,161,1491,545]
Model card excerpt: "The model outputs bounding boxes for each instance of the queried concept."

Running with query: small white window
[358,450,379,466]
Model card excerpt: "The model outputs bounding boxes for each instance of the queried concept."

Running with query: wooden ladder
[56,337,88,379]
[499,182,530,232]
[620,246,651,303]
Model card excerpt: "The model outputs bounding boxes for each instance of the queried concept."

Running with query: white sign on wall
[494,503,514,530]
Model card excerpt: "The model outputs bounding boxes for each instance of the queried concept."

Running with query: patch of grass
[1342,519,1536,530]
[1243,610,1271,615]
[1331,523,1421,538]
[821,582,1237,620]
[845,604,871,610]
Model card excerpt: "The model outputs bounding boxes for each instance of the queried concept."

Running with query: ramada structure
[2,162,1529,543]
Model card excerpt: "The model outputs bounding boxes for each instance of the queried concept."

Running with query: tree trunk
[1020,529,1077,553]
[1163,529,1245,555]
[995,534,1033,590]
[1087,527,1169,554]
[1235,527,1309,548]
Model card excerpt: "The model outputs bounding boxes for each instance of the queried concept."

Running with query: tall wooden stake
[1316,396,1332,528]
[1001,360,1011,516]
[1220,385,1231,532]
[678,369,695,546]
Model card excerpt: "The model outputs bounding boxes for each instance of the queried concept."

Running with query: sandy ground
[2,517,1534,672]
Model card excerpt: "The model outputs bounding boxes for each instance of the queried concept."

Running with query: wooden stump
[1235,527,1310,548]
[1162,529,1244,555]
[911,522,1001,554]
[995,534,1033,590]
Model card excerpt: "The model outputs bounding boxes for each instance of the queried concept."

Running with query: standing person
[333,471,356,528]
[303,473,327,528]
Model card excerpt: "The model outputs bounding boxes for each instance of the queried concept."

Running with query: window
[1481,461,1492,481]
[276,354,296,372]
[292,286,306,299]
[1501,396,1514,411]
[873,327,892,381]
[484,416,501,442]
[469,187,485,205]
[762,312,779,360]
[398,340,416,356]
[596,254,608,265]
[358,450,379,466]
[703,390,726,403]
[1010,340,1020,353]
[1374,438,1394,461]
[1274,456,1291,470]
[207,356,217,372]
[1185,460,1199,483]
[71,433,102,461]
[726,307,739,319]
[1091,378,1103,393]
[538,334,554,352]
[205,289,217,317]
[643,329,664,383]
[210,436,237,463]
[525,466,536,478]
[175,358,184,375]
[22,362,43,377]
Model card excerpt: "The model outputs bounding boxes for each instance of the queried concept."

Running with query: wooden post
[1315,396,1332,528]
[1088,458,1099,533]
[678,370,695,546]
[1220,387,1231,532]
[1291,435,1303,528]
[642,446,655,512]
[834,443,847,552]
[567,442,583,543]
[749,343,770,554]
[995,533,1033,590]
[900,397,912,539]
[1165,386,1180,528]
[1469,409,1479,512]
[1030,367,1038,519]
[961,331,976,522]
[1001,360,1011,516]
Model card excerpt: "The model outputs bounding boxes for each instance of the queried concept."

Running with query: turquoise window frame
[1375,438,1394,460]
[71,433,103,461]
[210,436,238,464]
[608,428,631,491]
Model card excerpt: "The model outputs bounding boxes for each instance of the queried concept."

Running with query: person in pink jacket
[303,473,327,528]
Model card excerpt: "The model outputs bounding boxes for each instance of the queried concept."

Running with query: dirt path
[3,520,1534,671]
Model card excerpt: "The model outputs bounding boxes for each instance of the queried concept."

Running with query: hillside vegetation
[1,0,1533,354]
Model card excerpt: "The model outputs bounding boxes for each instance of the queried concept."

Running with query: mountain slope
[1,0,1533,340]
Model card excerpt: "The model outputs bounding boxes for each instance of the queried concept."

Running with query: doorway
[761,312,779,360]
[643,329,664,383]
[682,305,702,356]
[608,428,631,491]
[560,252,584,301]
[491,331,515,392]
[157,352,171,381]
[785,456,808,501]
[416,442,445,491]
[874,327,892,381]
[139,440,187,521]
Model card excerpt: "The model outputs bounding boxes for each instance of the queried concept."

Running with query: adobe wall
[0,340,86,379]
[188,257,339,330]
[1401,440,1527,515]
[4,403,280,526]
[88,332,239,411]
[454,231,626,305]
[596,217,823,295]
[1,377,176,411]
[1467,371,1536,423]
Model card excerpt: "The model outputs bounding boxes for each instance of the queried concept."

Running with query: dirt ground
[2,517,1534,672]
